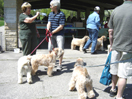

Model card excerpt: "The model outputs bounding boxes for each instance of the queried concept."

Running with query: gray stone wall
[4,0,23,51]
[4,0,17,50]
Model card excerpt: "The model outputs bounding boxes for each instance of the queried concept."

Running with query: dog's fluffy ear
[103,36,107,41]
[101,35,106,41]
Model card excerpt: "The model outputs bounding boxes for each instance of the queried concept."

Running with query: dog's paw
[28,80,33,84]
[69,86,75,91]
[69,88,73,91]
[88,90,95,98]
[27,78,33,84]
[18,80,23,84]
[48,74,53,77]
[79,93,87,99]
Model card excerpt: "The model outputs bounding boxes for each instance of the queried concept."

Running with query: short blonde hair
[50,0,60,10]
[21,2,31,12]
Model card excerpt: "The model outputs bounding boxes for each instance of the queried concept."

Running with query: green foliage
[31,8,79,19]
[61,9,77,19]
[0,19,4,26]
[30,8,113,22]
[0,17,4,20]
[31,10,36,16]
[40,8,51,15]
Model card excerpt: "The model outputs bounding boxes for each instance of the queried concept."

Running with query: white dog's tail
[72,35,74,38]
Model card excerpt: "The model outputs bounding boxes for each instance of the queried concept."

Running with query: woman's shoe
[83,48,87,53]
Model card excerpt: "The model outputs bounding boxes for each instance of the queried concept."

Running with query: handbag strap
[105,51,112,67]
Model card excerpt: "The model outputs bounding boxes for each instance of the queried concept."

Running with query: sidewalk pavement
[0,49,131,99]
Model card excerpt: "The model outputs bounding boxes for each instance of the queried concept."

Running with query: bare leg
[59,54,63,65]
[116,78,127,98]
[111,75,118,90]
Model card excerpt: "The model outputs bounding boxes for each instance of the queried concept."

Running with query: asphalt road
[0,49,131,99]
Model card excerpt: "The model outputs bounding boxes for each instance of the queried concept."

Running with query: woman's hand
[36,12,40,17]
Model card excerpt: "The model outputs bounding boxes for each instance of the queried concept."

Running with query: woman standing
[19,2,40,55]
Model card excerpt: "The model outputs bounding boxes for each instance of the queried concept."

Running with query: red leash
[45,29,54,51]
[30,29,52,55]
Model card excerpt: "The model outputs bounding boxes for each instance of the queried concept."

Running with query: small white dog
[17,55,32,84]
[69,58,95,99]
[71,35,89,51]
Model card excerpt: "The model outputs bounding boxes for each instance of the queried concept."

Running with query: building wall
[3,0,104,51]
[4,0,23,51]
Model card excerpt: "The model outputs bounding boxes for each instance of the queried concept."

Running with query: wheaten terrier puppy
[17,55,32,84]
[69,58,95,99]
[31,48,64,77]
[96,35,107,51]
[71,35,89,51]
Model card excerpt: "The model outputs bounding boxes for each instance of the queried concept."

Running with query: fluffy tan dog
[89,35,107,51]
[96,35,107,51]
[69,58,95,99]
[71,35,89,51]
[31,48,64,77]
[18,55,32,84]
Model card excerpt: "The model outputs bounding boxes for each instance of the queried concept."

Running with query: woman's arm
[24,12,40,23]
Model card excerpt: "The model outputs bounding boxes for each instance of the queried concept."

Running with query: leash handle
[45,29,54,50]
[105,51,112,67]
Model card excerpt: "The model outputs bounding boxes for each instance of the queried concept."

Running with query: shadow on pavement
[103,84,132,99]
